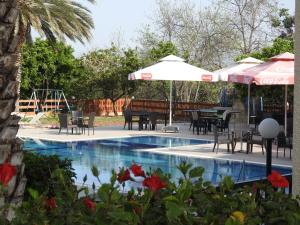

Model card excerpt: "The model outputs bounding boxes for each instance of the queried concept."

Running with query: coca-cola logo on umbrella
[202,74,212,81]
[259,76,292,85]
[141,73,152,80]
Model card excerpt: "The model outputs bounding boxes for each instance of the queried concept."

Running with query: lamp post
[258,118,280,177]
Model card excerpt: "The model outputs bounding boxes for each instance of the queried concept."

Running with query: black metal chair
[191,111,207,135]
[123,109,133,130]
[123,109,142,130]
[148,112,158,130]
[276,131,292,159]
[216,110,232,132]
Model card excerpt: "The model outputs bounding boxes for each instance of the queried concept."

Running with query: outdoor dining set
[58,111,96,135]
[123,109,167,131]
[186,106,293,159]
[121,104,293,159]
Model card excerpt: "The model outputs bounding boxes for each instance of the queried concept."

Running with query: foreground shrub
[23,151,76,200]
[3,161,300,224]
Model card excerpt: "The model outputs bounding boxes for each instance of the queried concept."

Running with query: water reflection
[24,138,291,188]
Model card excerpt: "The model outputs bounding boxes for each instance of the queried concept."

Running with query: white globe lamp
[258,118,280,177]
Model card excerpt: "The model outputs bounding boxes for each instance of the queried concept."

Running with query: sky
[69,0,295,57]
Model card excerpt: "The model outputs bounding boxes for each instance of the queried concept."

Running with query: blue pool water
[24,136,291,187]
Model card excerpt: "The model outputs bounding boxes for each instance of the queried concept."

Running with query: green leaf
[97,184,111,203]
[166,201,185,221]
[28,188,39,200]
[221,176,234,191]
[177,161,192,178]
[189,167,204,178]
[91,165,99,177]
[164,195,179,203]
[177,180,193,201]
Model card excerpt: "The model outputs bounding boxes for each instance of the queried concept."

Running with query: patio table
[130,111,150,130]
[130,111,168,130]
[196,115,220,135]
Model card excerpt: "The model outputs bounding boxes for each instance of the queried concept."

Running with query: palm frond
[19,0,95,43]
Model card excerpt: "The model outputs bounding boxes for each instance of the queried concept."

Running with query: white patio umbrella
[128,55,217,129]
[213,57,263,124]
[214,57,263,82]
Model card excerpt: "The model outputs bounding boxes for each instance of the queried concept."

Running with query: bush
[23,152,76,200]
[6,161,300,224]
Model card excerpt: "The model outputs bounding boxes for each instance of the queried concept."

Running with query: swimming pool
[23,136,291,187]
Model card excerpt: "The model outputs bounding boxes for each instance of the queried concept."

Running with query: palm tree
[0,0,94,220]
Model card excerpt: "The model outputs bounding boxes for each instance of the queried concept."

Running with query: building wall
[293,0,300,195]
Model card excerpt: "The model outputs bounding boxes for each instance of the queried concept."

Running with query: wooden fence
[16,98,215,118]
[17,99,67,115]
[16,98,127,116]
[17,98,290,121]
[129,99,216,119]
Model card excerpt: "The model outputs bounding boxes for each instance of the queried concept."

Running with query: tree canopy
[80,45,141,114]
[21,39,85,98]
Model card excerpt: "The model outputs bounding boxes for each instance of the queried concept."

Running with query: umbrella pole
[247,84,250,125]
[285,85,288,136]
[169,80,172,126]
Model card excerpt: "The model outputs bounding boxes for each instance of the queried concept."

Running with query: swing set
[23,89,70,115]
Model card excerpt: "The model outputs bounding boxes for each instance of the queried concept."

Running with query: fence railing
[17,98,289,120]
[17,99,67,115]
[129,99,216,119]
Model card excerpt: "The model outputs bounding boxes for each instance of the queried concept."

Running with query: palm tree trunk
[293,0,300,196]
[0,0,27,220]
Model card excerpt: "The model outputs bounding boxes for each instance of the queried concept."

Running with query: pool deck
[17,123,292,168]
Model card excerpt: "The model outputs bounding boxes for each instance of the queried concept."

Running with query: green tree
[236,38,294,62]
[82,46,141,115]
[21,39,84,98]
[0,0,94,219]
[272,8,295,40]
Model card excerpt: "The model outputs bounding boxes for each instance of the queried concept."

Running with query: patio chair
[149,112,158,130]
[246,130,264,154]
[123,109,141,130]
[58,113,78,134]
[216,110,232,132]
[139,111,150,130]
[123,109,132,130]
[81,112,96,135]
[212,125,234,153]
[232,126,249,152]
[276,131,292,159]
[191,111,207,135]
[71,110,83,124]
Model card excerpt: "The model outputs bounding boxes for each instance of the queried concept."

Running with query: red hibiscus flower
[130,163,146,177]
[0,162,16,186]
[143,174,166,192]
[117,169,132,183]
[268,171,289,188]
[83,197,96,211]
[45,197,57,210]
